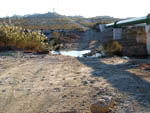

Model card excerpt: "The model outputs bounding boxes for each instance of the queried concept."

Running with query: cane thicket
[0,23,48,52]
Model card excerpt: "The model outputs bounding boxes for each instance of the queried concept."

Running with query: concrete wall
[145,25,150,55]
[136,28,147,44]
[120,26,147,56]
[113,28,122,40]
[99,24,105,32]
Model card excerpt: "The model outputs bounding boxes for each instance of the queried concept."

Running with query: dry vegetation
[103,40,123,56]
[0,12,119,32]
[0,17,85,31]
[0,23,48,53]
[49,31,80,50]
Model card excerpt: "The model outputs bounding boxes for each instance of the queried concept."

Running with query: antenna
[53,8,55,13]
[57,0,59,13]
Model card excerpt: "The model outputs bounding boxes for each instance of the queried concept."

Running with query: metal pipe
[105,23,114,28]
[105,14,150,28]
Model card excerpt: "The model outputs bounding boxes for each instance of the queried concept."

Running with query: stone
[30,55,36,58]
[2,89,6,93]
[0,58,3,61]
[51,51,60,55]
[122,56,129,60]
[90,96,115,113]
[82,81,88,85]
[91,53,102,58]
[22,79,26,82]
[101,51,106,57]
[54,88,60,92]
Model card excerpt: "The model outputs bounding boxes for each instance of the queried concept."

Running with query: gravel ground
[0,52,150,113]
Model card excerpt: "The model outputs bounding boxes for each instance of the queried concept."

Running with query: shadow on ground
[77,56,150,108]
[76,27,150,109]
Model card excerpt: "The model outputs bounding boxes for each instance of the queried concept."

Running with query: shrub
[0,23,48,53]
[48,32,61,50]
[103,40,122,56]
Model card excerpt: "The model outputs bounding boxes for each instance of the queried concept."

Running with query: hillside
[71,16,119,27]
[0,12,119,30]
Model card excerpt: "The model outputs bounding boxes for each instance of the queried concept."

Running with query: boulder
[90,96,115,113]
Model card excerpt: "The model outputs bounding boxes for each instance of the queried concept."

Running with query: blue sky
[0,0,150,18]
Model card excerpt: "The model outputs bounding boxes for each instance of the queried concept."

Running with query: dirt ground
[0,52,150,113]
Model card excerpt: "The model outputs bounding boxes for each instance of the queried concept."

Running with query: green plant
[103,40,122,56]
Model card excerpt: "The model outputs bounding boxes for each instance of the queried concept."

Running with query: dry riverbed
[0,52,150,113]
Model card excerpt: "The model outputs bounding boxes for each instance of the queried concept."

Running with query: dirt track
[0,53,150,113]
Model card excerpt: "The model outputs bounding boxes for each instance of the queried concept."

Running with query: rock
[22,79,26,82]
[51,51,60,55]
[90,96,115,113]
[138,64,150,71]
[91,53,102,58]
[101,51,106,57]
[54,88,60,92]
[30,55,36,58]
[122,56,129,60]
[41,78,44,81]
[82,81,88,85]
[0,58,3,61]
[2,89,6,93]
[83,47,106,58]
[0,80,2,85]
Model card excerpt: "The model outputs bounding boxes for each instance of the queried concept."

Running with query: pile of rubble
[83,50,106,58]
[138,63,150,71]
[83,46,106,58]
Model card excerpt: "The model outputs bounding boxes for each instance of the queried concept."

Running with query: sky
[0,0,150,18]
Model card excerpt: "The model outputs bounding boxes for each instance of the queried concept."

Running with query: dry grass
[103,40,123,56]
[0,23,48,52]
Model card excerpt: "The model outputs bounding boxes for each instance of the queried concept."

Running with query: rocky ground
[0,52,150,113]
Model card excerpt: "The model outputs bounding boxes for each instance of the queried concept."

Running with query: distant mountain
[89,16,120,23]
[92,16,115,19]
[22,12,64,18]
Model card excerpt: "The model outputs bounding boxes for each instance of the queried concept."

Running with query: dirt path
[69,19,90,30]
[0,54,150,113]
[77,28,113,50]
[67,18,113,50]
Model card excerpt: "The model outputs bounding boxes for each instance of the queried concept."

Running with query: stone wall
[119,26,147,56]
[122,26,146,43]
[136,28,147,44]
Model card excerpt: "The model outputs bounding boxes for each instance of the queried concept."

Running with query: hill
[0,12,119,30]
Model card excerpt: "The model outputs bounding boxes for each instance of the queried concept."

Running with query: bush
[0,23,48,53]
[48,32,61,50]
[103,40,122,56]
